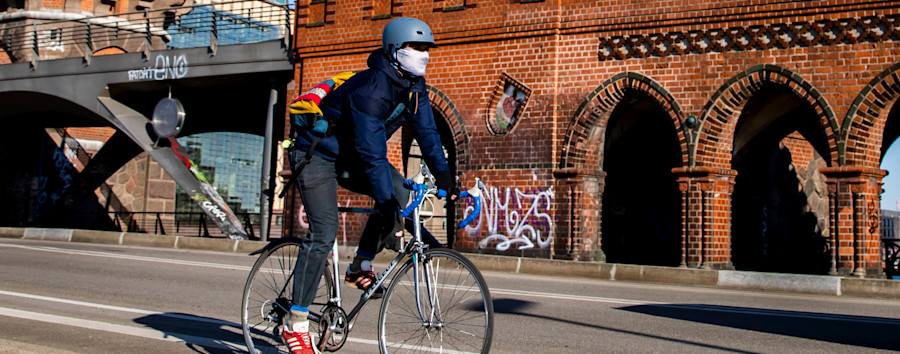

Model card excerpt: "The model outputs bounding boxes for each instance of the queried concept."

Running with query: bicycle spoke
[242,241,335,354]
[379,249,493,354]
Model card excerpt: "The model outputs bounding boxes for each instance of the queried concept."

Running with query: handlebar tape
[399,179,481,227]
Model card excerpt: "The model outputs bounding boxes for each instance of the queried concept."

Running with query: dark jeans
[289,152,410,307]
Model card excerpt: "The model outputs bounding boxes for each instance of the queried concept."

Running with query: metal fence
[1,0,292,65]
[109,211,281,240]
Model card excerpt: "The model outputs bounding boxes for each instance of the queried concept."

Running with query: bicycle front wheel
[378,248,494,353]
[242,240,334,354]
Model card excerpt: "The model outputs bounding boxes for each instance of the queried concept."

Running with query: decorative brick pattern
[435,0,475,13]
[364,0,395,20]
[599,15,900,61]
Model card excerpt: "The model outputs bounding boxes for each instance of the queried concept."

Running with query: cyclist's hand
[434,170,460,200]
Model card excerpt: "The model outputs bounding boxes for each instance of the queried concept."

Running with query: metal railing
[884,238,900,279]
[109,210,280,240]
[0,0,292,66]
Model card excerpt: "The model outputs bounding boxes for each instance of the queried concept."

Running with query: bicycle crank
[316,305,348,352]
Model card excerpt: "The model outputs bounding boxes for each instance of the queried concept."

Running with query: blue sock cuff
[291,305,309,313]
[356,249,376,260]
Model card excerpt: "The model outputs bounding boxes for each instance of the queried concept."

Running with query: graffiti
[201,200,229,222]
[38,29,64,52]
[463,180,554,251]
[868,198,879,235]
[29,176,49,222]
[128,54,189,81]
[52,147,74,194]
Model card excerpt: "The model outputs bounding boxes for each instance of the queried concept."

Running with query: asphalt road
[1,238,899,353]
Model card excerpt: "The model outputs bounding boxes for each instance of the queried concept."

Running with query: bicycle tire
[378,248,494,353]
[242,240,334,353]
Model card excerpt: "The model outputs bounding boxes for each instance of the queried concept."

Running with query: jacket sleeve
[346,80,396,206]
[410,90,451,175]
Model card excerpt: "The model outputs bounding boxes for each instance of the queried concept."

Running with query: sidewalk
[2,227,899,300]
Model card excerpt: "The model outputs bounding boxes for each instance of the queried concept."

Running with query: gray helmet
[382,17,434,56]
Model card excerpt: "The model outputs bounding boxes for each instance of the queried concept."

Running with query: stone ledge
[23,228,72,242]
[718,270,841,295]
[841,277,900,300]
[0,227,24,238]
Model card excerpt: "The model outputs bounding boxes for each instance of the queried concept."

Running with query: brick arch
[695,64,840,168]
[842,62,900,167]
[427,85,470,168]
[93,46,127,56]
[560,72,688,172]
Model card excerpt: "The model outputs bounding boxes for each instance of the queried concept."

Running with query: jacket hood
[367,49,415,89]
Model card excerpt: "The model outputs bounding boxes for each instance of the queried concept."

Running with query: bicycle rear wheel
[378,248,493,353]
[242,240,334,353]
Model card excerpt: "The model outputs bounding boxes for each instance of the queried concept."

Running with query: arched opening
[601,92,682,266]
[0,93,122,229]
[402,107,457,247]
[878,101,900,278]
[731,85,831,274]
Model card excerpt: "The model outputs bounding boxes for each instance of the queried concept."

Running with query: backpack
[288,71,356,137]
[279,72,356,199]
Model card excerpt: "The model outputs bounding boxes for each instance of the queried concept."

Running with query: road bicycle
[241,165,494,353]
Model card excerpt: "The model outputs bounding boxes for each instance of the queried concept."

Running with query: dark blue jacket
[294,49,450,206]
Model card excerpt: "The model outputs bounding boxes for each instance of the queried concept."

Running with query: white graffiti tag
[39,29,64,52]
[128,55,189,81]
[201,201,228,222]
[463,180,554,251]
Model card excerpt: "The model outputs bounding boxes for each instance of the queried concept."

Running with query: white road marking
[0,243,251,272]
[0,306,247,352]
[4,242,898,328]
[0,289,236,327]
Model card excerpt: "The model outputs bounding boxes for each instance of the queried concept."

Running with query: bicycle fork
[411,204,443,329]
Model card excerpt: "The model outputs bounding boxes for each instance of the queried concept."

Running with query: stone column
[553,168,606,261]
[672,167,737,269]
[821,166,887,278]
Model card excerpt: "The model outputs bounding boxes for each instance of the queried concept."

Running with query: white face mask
[395,47,429,77]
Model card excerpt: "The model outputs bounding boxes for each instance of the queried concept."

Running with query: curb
[3,227,899,300]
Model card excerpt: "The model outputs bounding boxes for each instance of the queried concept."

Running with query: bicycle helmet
[382,17,434,57]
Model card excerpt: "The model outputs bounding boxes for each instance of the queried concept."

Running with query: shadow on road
[491,298,757,353]
[620,303,900,351]
[134,312,246,353]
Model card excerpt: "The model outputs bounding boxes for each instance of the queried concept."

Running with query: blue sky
[882,142,900,211]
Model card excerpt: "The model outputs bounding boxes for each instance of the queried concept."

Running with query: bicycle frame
[311,164,482,348]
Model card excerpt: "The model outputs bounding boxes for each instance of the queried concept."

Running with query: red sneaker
[345,260,385,298]
[345,260,378,290]
[282,321,315,354]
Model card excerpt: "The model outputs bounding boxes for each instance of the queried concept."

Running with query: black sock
[350,254,371,272]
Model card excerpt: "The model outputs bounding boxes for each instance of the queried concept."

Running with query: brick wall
[284,0,900,276]
[65,127,116,144]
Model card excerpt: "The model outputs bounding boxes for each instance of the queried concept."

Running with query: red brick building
[286,0,900,278]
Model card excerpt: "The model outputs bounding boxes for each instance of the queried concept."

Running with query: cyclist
[283,17,458,353]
